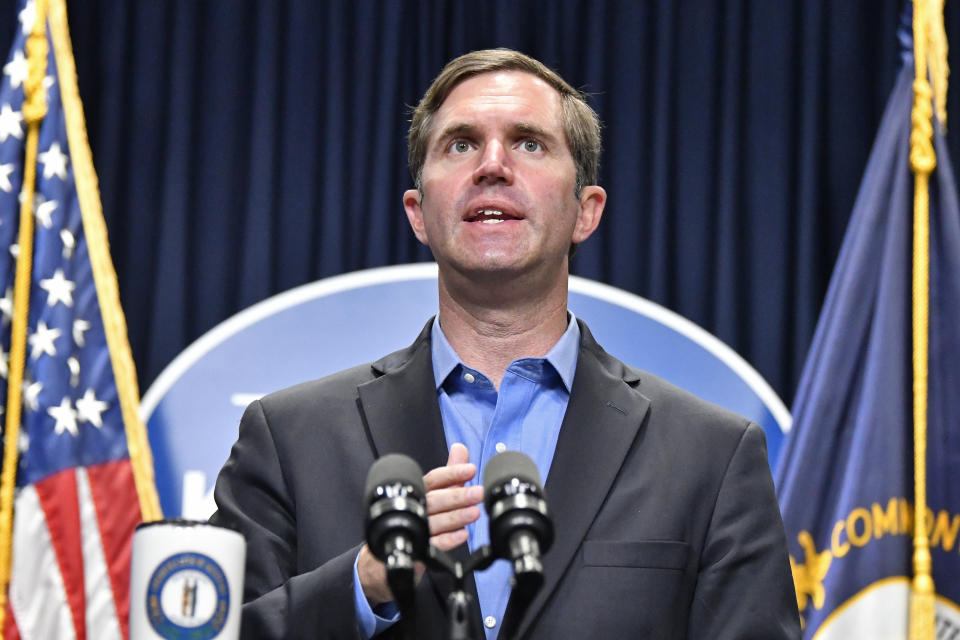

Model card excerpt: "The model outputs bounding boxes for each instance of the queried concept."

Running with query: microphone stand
[426,544,496,640]
[425,543,545,640]
[497,558,542,640]
[384,540,418,640]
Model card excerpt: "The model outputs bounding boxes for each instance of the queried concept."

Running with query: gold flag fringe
[47,0,162,522]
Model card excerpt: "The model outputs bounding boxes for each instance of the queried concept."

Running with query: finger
[447,442,470,466]
[429,505,481,536]
[426,485,483,515]
[424,462,476,491]
[431,528,469,551]
[421,443,473,491]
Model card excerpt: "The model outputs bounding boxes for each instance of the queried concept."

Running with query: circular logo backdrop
[141,263,791,517]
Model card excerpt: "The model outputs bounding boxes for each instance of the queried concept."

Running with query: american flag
[0,1,161,639]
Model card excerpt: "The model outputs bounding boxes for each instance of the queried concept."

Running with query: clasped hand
[358,443,482,605]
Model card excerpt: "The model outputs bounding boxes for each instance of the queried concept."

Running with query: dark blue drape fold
[3,0,958,403]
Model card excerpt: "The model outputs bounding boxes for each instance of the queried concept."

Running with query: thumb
[447,442,470,466]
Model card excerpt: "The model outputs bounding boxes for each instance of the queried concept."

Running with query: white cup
[129,520,246,640]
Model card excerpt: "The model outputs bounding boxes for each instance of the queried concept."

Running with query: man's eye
[521,139,542,152]
[449,140,473,154]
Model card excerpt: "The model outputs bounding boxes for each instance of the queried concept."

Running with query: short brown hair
[408,49,602,196]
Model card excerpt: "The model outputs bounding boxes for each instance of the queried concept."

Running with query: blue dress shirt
[354,314,579,639]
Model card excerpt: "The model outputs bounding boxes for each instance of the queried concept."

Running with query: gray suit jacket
[211,319,800,639]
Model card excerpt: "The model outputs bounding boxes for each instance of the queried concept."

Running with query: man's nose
[472,141,513,185]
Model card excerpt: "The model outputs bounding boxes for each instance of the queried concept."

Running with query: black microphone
[482,451,554,594]
[364,453,428,637]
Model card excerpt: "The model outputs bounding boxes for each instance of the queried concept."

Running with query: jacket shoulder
[254,318,433,418]
[587,348,763,468]
[261,361,376,408]
[636,369,754,431]
[579,319,756,441]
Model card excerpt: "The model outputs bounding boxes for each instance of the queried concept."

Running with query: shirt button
[463,372,476,383]
[495,442,507,453]
[484,616,497,629]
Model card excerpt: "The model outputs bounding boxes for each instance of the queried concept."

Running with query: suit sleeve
[687,422,801,639]
[210,399,364,640]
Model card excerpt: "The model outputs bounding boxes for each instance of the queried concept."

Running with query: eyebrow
[434,121,561,148]
[436,123,479,144]
[513,122,557,144]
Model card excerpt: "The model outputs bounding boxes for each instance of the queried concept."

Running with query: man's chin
[438,255,571,298]
[447,257,533,281]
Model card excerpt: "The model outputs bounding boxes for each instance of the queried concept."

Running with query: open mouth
[465,208,522,224]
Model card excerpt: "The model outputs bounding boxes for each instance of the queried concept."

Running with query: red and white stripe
[6,460,141,640]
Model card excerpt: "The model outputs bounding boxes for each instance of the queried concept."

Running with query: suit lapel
[513,323,651,638]
[356,320,448,471]
[356,319,481,629]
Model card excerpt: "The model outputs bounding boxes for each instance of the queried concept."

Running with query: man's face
[403,71,604,284]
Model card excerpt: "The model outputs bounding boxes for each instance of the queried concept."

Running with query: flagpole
[46,0,162,523]
[0,0,49,630]
[908,1,945,639]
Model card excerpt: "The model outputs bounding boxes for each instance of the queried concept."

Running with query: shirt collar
[431,312,580,392]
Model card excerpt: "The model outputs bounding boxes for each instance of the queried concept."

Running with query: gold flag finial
[21,0,48,125]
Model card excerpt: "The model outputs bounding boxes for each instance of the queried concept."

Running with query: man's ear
[572,185,606,244]
[403,189,429,245]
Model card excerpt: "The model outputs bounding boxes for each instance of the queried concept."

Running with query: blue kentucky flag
[775,24,960,640]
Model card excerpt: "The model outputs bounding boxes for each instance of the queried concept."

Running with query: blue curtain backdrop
[2,0,958,404]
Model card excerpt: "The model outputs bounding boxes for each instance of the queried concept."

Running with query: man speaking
[211,49,800,639]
